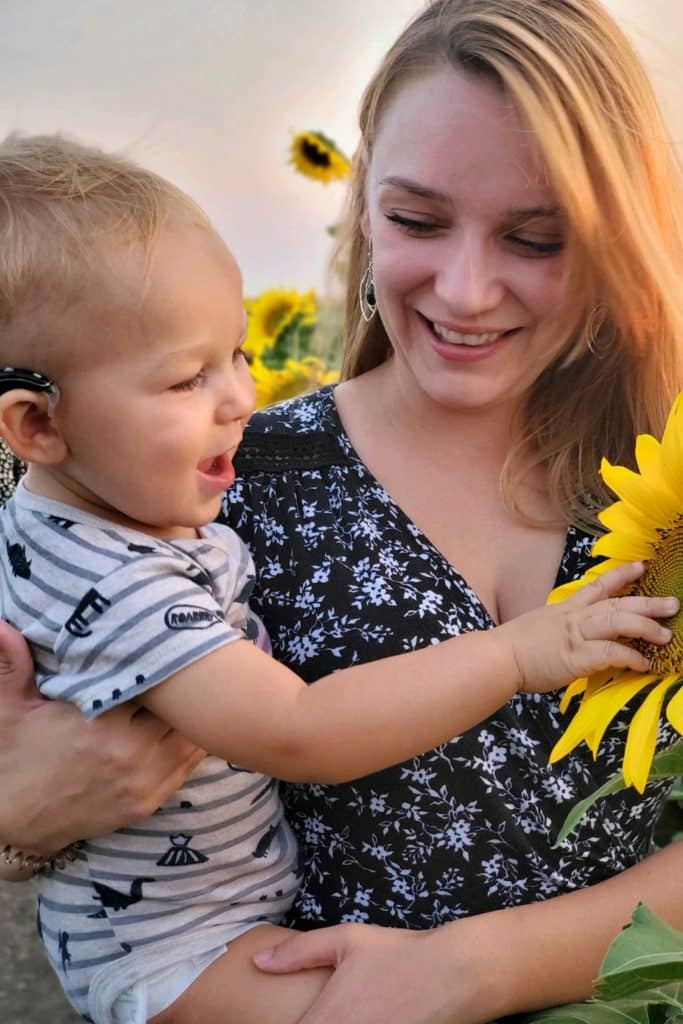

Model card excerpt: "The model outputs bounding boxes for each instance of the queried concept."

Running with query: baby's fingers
[582,640,650,674]
[579,610,672,646]
[605,594,679,619]
[568,562,645,607]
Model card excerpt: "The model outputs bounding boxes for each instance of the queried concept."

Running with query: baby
[0,135,672,1024]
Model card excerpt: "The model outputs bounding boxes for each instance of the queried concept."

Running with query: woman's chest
[364,467,569,625]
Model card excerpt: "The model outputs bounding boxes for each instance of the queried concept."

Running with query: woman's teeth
[431,323,502,347]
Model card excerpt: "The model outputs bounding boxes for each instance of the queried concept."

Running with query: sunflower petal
[659,394,683,501]
[600,459,680,522]
[547,560,628,606]
[623,677,677,792]
[551,674,657,763]
[559,677,587,712]
[584,675,658,757]
[598,500,659,540]
[591,532,654,561]
[584,668,619,698]
[547,579,586,605]
[634,433,661,475]
[665,681,683,734]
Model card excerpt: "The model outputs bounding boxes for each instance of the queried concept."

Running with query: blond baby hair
[0,133,209,373]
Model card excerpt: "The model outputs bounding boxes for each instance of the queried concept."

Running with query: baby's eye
[170,370,206,392]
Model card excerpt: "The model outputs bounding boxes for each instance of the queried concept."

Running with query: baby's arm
[139,561,675,783]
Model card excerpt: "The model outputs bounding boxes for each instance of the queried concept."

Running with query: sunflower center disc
[302,140,331,168]
[632,516,683,672]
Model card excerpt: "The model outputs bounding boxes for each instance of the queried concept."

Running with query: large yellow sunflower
[548,393,683,792]
[289,131,351,184]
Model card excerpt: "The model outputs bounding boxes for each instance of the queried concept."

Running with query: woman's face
[364,65,572,416]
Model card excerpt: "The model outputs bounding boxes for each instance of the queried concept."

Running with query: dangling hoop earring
[359,243,377,323]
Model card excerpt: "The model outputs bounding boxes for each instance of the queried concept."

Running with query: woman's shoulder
[235,385,349,475]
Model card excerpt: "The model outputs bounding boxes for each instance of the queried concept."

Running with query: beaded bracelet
[1,842,78,875]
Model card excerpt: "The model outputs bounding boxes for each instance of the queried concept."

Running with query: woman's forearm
[449,840,683,1020]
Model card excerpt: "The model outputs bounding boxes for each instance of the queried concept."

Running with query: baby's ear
[0,390,68,464]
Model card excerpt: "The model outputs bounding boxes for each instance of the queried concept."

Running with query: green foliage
[522,905,683,1024]
[554,739,683,845]
[654,778,683,848]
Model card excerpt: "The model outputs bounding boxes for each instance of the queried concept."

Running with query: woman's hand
[253,841,683,1024]
[253,920,494,1024]
[0,621,204,853]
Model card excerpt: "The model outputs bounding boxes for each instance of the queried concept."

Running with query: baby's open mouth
[198,453,229,476]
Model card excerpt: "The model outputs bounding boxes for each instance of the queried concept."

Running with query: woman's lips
[423,316,519,361]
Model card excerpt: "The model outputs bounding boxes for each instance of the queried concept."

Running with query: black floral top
[222,386,673,931]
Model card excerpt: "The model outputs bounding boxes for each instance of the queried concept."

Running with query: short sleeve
[43,548,246,718]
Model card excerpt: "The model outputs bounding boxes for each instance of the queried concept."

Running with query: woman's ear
[0,390,68,464]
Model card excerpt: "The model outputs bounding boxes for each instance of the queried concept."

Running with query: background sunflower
[244,286,340,408]
[289,130,351,184]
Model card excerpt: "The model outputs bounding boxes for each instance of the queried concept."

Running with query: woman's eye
[385,212,440,235]
[171,370,206,392]
[507,234,565,257]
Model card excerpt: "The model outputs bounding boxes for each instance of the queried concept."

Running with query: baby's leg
[150,923,331,1024]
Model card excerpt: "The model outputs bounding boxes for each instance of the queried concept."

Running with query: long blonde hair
[339,0,683,530]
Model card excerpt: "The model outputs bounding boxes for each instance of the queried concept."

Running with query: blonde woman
[1,1,683,1021]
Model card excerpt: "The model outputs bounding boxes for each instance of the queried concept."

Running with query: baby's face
[47,221,256,535]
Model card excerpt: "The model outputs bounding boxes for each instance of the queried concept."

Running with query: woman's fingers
[0,619,40,705]
[253,925,348,972]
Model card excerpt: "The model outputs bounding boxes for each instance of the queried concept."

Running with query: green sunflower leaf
[521,906,683,1024]
[521,1001,649,1022]
[555,737,683,845]
[596,905,683,1004]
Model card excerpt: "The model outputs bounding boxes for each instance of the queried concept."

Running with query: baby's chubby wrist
[483,620,525,698]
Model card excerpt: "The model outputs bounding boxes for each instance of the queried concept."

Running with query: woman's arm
[0,621,204,856]
[252,839,683,1023]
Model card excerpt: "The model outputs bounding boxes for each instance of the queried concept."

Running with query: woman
[2,1,683,1021]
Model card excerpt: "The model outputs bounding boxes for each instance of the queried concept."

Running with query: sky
[1,0,681,297]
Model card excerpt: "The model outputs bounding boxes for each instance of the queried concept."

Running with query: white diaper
[109,945,227,1023]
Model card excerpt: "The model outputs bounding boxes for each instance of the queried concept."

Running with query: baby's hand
[499,562,678,694]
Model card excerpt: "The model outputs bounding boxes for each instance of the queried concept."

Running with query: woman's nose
[434,233,505,317]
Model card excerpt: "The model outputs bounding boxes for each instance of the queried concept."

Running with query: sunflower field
[243,131,350,409]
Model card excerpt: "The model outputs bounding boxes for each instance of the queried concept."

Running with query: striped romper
[0,482,300,1022]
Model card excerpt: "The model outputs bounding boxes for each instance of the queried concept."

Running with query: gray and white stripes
[0,484,299,1022]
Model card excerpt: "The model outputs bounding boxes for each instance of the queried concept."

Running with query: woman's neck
[337,361,524,478]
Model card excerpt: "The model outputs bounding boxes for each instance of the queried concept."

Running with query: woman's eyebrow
[379,176,450,202]
[379,177,561,222]
[507,206,562,220]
